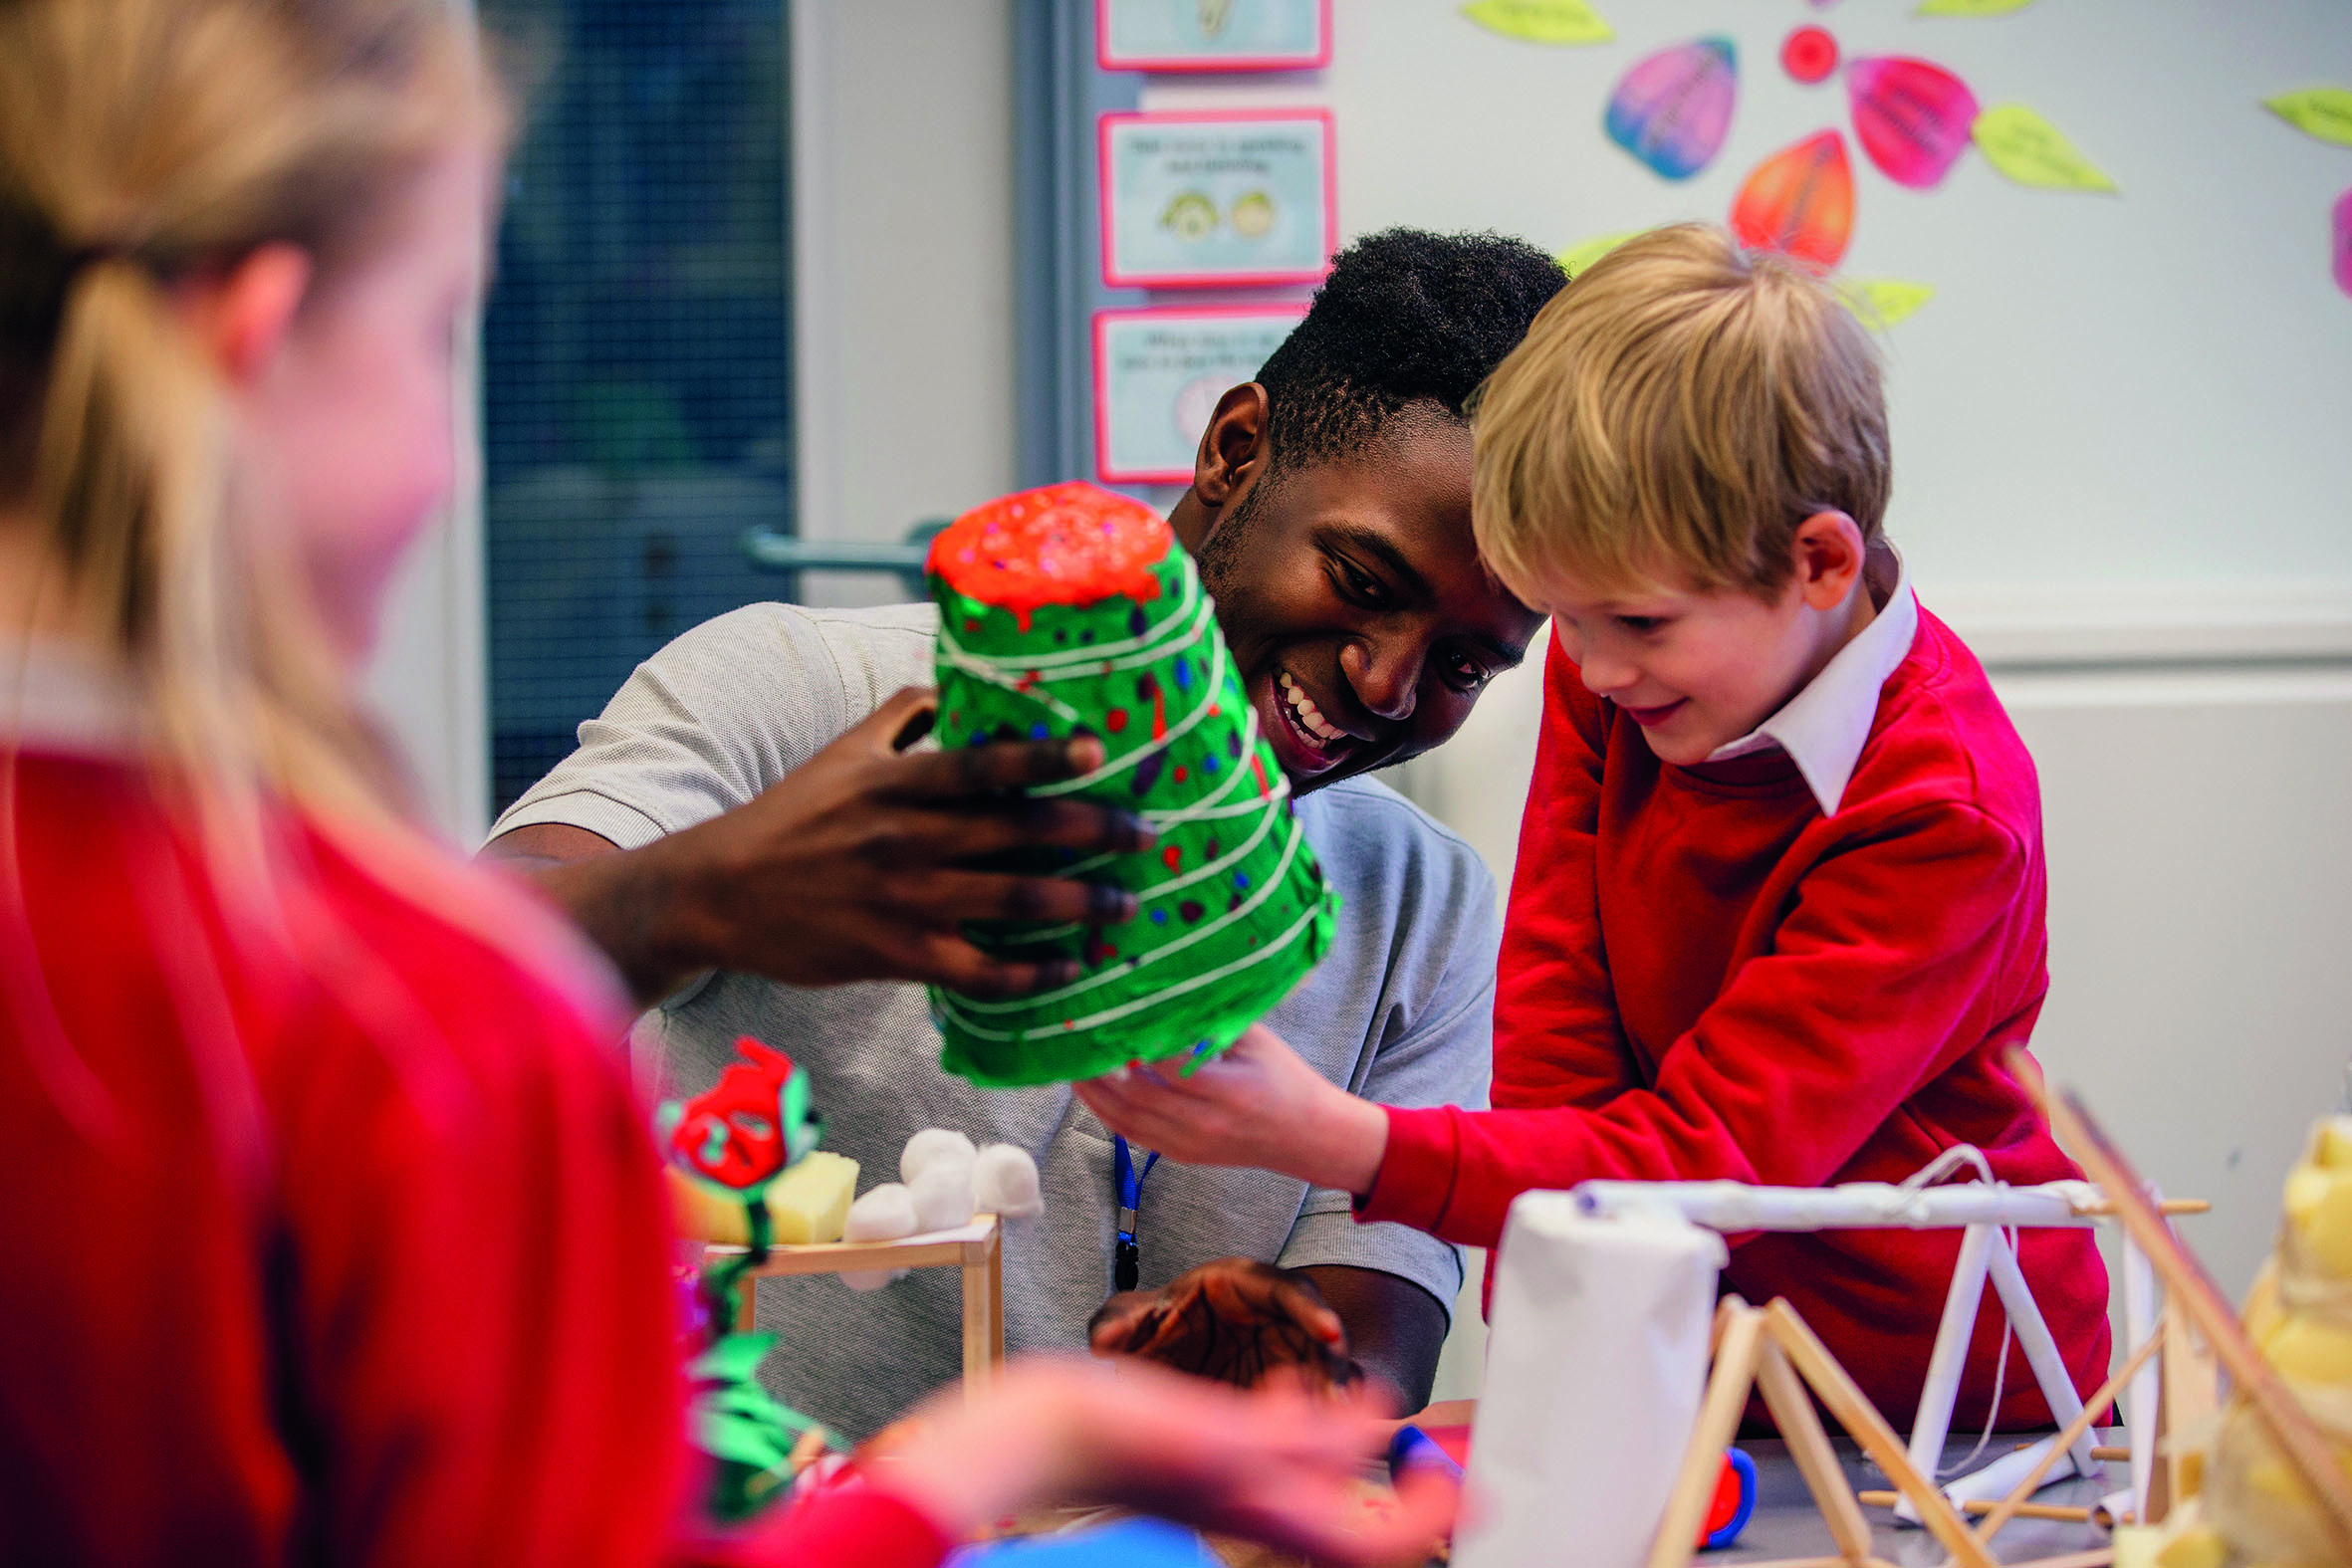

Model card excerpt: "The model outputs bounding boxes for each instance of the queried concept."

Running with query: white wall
[792,0,1020,605]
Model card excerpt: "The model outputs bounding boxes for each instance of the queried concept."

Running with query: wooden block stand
[706,1214,1007,1401]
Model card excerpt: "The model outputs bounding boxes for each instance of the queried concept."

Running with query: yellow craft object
[667,1151,860,1245]
[2263,1316,2352,1386]
[2284,1164,2352,1279]
[2152,1521,2228,1568]
[2314,1116,2352,1172]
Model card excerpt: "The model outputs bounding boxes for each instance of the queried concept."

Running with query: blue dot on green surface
[1233,871,1251,890]
[1030,723,1050,740]
[1150,908,1168,925]
[1202,754,1220,775]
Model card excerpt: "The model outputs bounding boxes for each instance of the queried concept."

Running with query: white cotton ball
[900,1128,978,1186]
[838,1183,920,1292]
[909,1160,977,1232]
[972,1144,1044,1220]
[843,1183,919,1242]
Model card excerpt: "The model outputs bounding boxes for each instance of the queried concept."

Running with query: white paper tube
[1455,1196,1727,1568]
[1573,1179,2104,1232]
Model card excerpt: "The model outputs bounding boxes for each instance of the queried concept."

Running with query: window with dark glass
[479,0,795,813]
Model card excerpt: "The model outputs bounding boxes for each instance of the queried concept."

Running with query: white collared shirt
[1702,545,1919,815]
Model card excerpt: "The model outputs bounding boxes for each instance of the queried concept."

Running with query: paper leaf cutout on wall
[1972,105,2119,192]
[1557,231,1641,277]
[1460,0,1612,46]
[1731,129,1855,272]
[1840,278,1936,328]
[1848,57,1980,189]
[2334,189,2352,299]
[2266,89,2352,148]
[1606,38,1738,180]
[1783,27,1839,87]
[1915,0,2036,14]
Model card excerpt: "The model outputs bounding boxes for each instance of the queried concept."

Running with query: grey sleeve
[486,603,871,851]
[1277,853,1502,1315]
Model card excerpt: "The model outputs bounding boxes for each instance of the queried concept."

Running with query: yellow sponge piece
[666,1152,861,1245]
[764,1151,859,1243]
[2316,1116,2352,1170]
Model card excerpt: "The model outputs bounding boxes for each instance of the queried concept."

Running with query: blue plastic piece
[948,1516,1216,1566]
[1386,1423,1466,1485]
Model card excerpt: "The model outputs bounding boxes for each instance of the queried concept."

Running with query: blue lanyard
[1112,1134,1159,1292]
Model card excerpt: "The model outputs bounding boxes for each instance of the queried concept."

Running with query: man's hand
[484,687,1154,1006]
[1087,1258,1354,1393]
[1073,1025,1391,1197]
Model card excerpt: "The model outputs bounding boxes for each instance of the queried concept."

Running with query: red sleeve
[673,1487,952,1568]
[268,937,686,1568]
[1362,800,2033,1248]
[1491,636,1642,1113]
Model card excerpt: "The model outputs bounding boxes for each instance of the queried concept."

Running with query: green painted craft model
[927,481,1337,1088]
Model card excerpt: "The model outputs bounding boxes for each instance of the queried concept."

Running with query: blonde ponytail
[1,0,491,853]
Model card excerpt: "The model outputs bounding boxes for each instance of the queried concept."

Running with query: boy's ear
[1790,510,1867,611]
[1191,382,1273,510]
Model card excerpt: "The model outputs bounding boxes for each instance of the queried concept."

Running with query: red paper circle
[1781,26,1839,86]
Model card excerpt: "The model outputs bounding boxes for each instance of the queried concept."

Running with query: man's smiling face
[1186,406,1540,794]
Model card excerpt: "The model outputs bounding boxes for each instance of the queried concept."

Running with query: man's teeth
[1277,671,1347,745]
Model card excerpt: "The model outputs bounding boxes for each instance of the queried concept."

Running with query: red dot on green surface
[1106,709,1128,732]
[1781,24,1837,84]
[1163,845,1182,871]
[1173,766,1187,783]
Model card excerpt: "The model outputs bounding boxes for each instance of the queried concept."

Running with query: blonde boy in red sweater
[1079,223,2110,1428]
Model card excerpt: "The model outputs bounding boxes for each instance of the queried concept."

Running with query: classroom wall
[792,0,1021,606]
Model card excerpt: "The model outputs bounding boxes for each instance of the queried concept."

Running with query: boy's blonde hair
[1471,223,1890,604]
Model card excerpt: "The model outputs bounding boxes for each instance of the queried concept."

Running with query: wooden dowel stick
[1756,1336,1875,1563]
[1972,1320,2166,1546]
[1858,1488,2095,1523]
[1764,1300,1998,1568]
[2044,1084,2352,1562]
[1646,1304,1766,1568]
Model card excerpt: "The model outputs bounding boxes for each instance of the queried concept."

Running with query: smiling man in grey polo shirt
[485,230,1562,1439]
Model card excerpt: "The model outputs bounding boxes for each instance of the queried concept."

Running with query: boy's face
[1539,536,1855,767]
[1180,403,1542,795]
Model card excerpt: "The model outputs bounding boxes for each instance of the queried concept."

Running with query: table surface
[1721,1433,2115,1564]
[1403,1402,2117,1566]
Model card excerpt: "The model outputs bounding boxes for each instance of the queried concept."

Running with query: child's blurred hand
[865,1357,1455,1563]
[1072,1024,1390,1197]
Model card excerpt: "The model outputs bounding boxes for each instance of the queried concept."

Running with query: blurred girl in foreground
[0,2,1448,1563]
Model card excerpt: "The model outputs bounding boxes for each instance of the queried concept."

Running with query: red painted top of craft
[929,481,1169,626]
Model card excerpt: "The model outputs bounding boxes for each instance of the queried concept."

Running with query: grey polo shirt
[492,601,1497,1440]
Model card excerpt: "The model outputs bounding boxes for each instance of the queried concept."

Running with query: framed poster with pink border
[1093,305,1306,484]
[1098,110,1336,290]
[1095,0,1331,75]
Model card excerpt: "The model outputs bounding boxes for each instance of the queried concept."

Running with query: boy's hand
[1088,1258,1355,1392]
[1073,1025,1390,1197]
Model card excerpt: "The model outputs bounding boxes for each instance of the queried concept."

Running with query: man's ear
[1191,382,1272,511]
[173,243,313,389]
[1790,510,1867,611]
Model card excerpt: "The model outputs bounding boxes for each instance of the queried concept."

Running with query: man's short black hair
[1255,228,1565,472]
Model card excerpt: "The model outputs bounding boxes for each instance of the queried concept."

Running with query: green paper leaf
[1973,105,2119,192]
[1915,0,2037,15]
[1839,279,1936,329]
[1461,0,1612,47]
[688,1332,777,1387]
[695,1410,793,1469]
[1556,231,1640,278]
[2265,88,2352,147]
